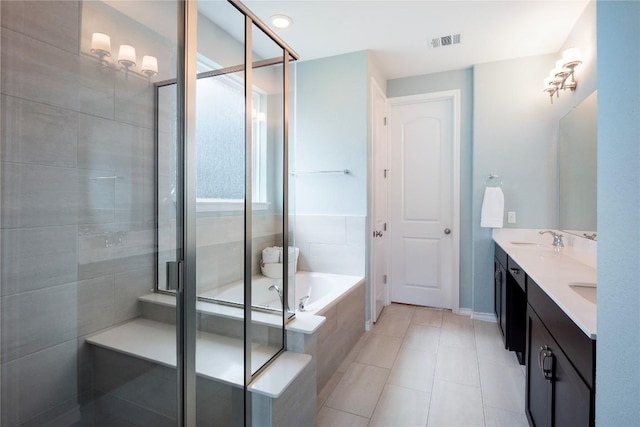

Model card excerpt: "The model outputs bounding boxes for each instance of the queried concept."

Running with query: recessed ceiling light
[270,14,292,29]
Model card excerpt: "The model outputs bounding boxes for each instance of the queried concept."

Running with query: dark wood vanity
[494,244,526,364]
[493,241,596,427]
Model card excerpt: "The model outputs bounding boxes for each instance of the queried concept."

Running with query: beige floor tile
[317,407,370,427]
[355,333,402,369]
[484,406,529,427]
[442,310,474,328]
[478,357,526,413]
[369,384,431,427]
[476,334,519,367]
[439,322,476,350]
[435,345,481,387]
[427,380,485,426]
[325,362,389,418]
[387,347,437,392]
[318,370,344,409]
[372,312,412,337]
[402,324,441,353]
[381,303,416,320]
[413,307,444,327]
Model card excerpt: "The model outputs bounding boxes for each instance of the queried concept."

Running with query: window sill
[196,199,269,213]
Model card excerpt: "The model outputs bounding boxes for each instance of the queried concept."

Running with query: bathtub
[198,271,364,315]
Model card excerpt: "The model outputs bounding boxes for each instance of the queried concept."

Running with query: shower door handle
[166,261,183,292]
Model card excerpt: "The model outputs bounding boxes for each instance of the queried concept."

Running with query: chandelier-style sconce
[90,32,158,79]
[543,48,582,104]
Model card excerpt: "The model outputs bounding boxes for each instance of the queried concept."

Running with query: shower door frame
[173,1,299,425]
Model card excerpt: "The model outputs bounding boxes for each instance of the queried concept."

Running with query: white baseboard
[365,320,372,331]
[457,308,497,323]
[472,311,498,323]
[458,308,473,317]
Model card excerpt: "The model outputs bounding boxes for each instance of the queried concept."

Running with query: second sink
[569,282,597,304]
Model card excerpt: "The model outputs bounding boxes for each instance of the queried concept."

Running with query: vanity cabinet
[526,277,595,427]
[494,244,526,364]
[494,244,508,341]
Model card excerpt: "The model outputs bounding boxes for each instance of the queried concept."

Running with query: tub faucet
[268,284,289,311]
[298,296,310,312]
[539,230,564,247]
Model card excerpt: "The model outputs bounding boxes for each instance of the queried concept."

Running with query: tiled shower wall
[195,214,282,294]
[0,2,163,424]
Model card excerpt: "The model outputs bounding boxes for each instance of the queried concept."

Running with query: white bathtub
[199,271,364,314]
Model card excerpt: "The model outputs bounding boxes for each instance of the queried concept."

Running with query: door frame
[368,76,390,324]
[387,90,461,314]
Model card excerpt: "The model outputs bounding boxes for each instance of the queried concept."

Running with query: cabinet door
[553,344,592,427]
[494,258,501,322]
[526,307,552,427]
[499,262,507,346]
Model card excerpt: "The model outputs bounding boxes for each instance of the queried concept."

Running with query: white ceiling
[239,0,589,80]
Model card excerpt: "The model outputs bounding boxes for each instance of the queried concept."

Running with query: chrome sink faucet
[539,230,564,247]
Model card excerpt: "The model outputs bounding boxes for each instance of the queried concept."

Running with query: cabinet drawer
[495,243,508,267]
[507,257,526,292]
[528,278,596,388]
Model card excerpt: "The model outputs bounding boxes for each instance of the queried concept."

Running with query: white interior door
[370,78,389,322]
[389,92,459,310]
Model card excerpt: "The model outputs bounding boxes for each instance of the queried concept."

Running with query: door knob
[444,228,451,235]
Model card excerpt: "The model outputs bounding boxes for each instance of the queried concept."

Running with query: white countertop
[86,318,311,397]
[493,229,597,339]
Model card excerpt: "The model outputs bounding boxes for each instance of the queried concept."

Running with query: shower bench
[86,316,316,426]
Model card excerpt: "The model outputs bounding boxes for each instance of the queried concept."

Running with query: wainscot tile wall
[293,214,366,276]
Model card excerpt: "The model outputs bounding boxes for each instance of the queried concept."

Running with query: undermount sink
[569,282,597,304]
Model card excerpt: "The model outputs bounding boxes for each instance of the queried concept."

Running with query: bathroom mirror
[558,90,597,239]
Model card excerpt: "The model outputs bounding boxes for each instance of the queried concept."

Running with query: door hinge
[383,275,387,284]
[383,117,387,126]
[383,223,387,231]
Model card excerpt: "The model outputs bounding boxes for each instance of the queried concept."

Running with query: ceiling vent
[430,33,461,48]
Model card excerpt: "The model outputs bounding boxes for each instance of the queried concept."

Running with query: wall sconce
[118,44,137,71]
[90,33,111,65]
[543,47,582,103]
[141,55,158,77]
[89,32,159,80]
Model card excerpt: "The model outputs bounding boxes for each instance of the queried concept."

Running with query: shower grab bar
[289,169,351,176]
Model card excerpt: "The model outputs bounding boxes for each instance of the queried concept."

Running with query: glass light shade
[91,33,111,56]
[141,55,158,76]
[270,14,292,28]
[118,45,136,68]
[562,47,582,68]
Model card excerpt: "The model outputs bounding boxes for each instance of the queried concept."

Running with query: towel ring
[484,174,503,187]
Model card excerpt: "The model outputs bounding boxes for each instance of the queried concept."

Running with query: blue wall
[595,1,640,424]
[387,69,474,309]
[294,51,368,216]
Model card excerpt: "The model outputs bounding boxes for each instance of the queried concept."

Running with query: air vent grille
[430,33,462,48]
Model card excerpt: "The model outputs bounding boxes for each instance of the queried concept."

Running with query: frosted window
[196,77,245,200]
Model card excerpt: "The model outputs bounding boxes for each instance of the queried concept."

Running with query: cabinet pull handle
[538,345,554,382]
[509,267,520,275]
